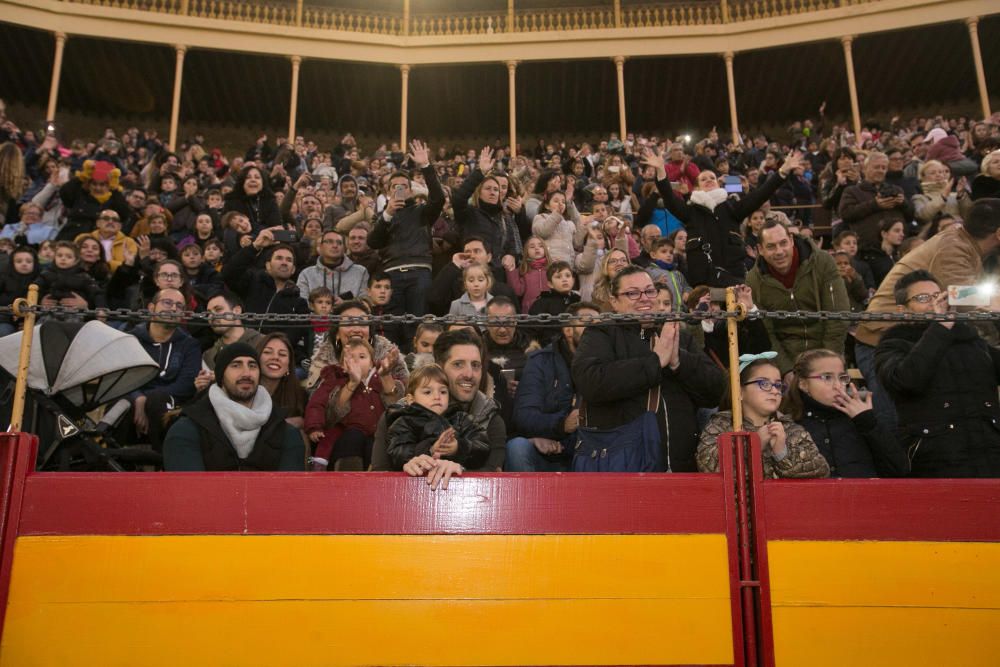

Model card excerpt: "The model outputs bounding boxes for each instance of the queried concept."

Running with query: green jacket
[746,236,850,375]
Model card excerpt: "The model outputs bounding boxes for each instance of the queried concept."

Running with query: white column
[507,60,518,158]
[724,51,740,146]
[966,18,992,119]
[46,32,68,122]
[288,56,302,142]
[614,56,627,140]
[399,64,410,149]
[168,45,187,151]
[841,36,862,145]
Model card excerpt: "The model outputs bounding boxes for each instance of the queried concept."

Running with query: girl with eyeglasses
[697,352,829,478]
[784,349,908,478]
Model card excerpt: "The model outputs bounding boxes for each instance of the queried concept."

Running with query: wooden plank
[1,598,735,667]
[18,472,728,536]
[770,607,1000,667]
[768,540,1000,666]
[1,535,736,667]
[6,534,731,603]
[761,479,1000,542]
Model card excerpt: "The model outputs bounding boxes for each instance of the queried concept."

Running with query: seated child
[33,241,103,308]
[304,338,396,471]
[303,286,334,370]
[385,364,491,471]
[644,237,690,311]
[448,263,493,317]
[365,271,403,347]
[528,260,581,344]
[404,322,443,372]
[0,246,39,337]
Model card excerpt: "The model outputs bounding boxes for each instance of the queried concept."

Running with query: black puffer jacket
[57,177,131,241]
[384,402,490,470]
[875,321,1000,477]
[572,323,726,472]
[795,392,908,478]
[656,171,791,287]
[0,268,39,327]
[33,265,104,307]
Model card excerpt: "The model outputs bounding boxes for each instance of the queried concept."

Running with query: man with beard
[221,227,310,357]
[371,328,507,479]
[163,342,305,471]
[483,296,539,398]
[346,224,381,277]
[197,292,263,385]
[125,289,202,451]
[506,302,600,472]
[324,174,374,231]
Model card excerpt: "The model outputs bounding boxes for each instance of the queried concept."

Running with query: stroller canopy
[0,321,160,409]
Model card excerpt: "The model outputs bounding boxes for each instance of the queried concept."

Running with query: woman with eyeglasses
[573,266,726,472]
[697,352,829,478]
[784,349,907,477]
[590,248,630,312]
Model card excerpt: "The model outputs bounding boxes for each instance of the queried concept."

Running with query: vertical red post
[0,432,38,637]
[746,431,776,667]
[719,431,747,666]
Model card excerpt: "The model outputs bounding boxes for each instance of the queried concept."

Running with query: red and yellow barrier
[0,434,744,666]
[752,445,1000,667]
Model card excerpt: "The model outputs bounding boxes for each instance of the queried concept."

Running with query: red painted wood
[17,472,729,536]
[761,478,1000,542]
[718,432,748,667]
[747,431,777,667]
[0,433,39,637]
[0,435,20,565]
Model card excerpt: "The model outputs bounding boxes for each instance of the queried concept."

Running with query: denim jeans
[504,437,571,472]
[854,341,898,435]
[387,268,432,351]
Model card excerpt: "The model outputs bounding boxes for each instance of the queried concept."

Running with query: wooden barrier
[0,433,745,666]
[748,434,1000,667]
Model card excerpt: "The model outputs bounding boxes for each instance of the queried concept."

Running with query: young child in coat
[33,241,104,308]
[506,236,550,313]
[644,237,691,312]
[448,263,493,317]
[385,364,491,471]
[0,246,39,337]
[304,338,396,471]
[527,261,581,344]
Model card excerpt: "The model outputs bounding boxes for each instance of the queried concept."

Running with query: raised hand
[378,347,399,379]
[408,140,430,168]
[431,428,458,457]
[478,146,496,174]
[641,147,664,171]
[653,321,680,369]
[780,151,805,176]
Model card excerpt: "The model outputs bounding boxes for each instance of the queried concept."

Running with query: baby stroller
[0,320,162,471]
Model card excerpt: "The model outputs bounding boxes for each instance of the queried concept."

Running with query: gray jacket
[296,256,369,301]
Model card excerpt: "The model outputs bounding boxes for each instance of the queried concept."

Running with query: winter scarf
[689,188,729,211]
[208,384,272,459]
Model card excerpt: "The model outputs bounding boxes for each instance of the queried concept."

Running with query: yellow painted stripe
[768,540,1000,666]
[1,534,735,666]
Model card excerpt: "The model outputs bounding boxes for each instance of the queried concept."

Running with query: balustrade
[52,0,884,34]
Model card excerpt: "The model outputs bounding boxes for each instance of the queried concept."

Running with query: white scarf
[208,384,273,459]
[689,188,729,211]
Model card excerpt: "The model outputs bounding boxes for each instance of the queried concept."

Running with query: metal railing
[52,0,880,35]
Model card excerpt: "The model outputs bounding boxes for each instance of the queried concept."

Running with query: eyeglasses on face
[98,215,120,222]
[907,292,942,304]
[615,286,658,301]
[803,373,851,386]
[154,299,184,310]
[608,257,629,266]
[157,272,182,280]
[742,378,787,393]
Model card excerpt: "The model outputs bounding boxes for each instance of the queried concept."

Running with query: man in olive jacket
[746,220,850,378]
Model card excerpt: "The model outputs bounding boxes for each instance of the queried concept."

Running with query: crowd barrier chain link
[4,305,1000,328]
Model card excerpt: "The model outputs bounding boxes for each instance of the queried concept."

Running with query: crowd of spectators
[1,95,1000,483]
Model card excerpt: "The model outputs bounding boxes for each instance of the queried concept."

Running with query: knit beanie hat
[214,342,260,385]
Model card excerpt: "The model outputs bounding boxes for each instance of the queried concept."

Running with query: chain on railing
[5,305,1000,329]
